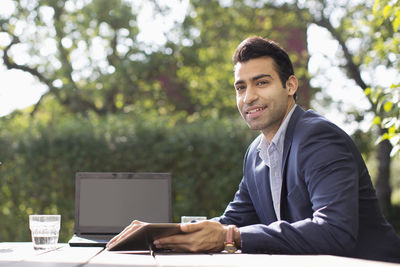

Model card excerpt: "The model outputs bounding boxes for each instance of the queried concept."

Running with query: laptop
[68,172,172,247]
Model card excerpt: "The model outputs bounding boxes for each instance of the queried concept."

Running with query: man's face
[234,57,296,140]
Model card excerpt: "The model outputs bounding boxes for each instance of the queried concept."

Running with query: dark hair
[232,36,295,89]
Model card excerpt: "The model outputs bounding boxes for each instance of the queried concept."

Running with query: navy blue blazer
[218,106,400,263]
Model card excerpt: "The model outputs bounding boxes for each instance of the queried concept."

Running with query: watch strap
[224,225,237,253]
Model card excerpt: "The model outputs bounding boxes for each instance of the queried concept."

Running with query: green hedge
[0,113,256,242]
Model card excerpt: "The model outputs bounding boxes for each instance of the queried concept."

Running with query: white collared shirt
[257,104,297,220]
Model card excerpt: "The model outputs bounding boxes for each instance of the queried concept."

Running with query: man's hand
[153,220,228,253]
[106,220,146,249]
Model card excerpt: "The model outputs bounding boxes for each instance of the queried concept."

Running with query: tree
[369,0,400,156]
[278,0,400,216]
[176,0,313,118]
[1,0,315,120]
[0,0,188,116]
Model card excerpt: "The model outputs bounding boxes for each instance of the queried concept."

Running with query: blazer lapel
[280,105,305,220]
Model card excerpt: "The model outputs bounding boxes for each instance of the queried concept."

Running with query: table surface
[1,242,399,267]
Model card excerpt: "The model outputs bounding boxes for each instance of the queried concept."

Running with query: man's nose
[243,86,258,104]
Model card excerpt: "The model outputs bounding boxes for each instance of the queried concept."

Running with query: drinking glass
[29,214,61,250]
[181,216,207,223]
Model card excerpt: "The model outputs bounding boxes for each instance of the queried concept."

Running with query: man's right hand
[106,220,147,249]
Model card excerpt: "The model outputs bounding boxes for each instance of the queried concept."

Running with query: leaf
[383,101,393,112]
[372,116,382,126]
[383,5,392,19]
[393,14,400,32]
[372,0,380,13]
[388,124,396,135]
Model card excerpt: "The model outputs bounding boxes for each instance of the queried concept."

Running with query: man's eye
[235,86,245,91]
[257,81,268,86]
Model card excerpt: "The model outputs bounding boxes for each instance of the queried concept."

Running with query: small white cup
[181,216,207,223]
[29,215,61,250]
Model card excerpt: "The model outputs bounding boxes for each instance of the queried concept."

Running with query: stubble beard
[242,107,285,134]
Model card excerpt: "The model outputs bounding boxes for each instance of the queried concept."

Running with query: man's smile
[245,106,266,118]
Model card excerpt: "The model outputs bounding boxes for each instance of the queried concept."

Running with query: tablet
[106,223,182,251]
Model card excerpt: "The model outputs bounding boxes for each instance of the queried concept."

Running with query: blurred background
[0,0,399,242]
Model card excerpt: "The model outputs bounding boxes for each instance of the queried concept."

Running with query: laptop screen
[75,172,172,235]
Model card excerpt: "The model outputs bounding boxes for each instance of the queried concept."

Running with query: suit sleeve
[217,178,261,227]
[239,122,360,256]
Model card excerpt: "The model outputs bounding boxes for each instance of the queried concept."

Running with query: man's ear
[286,75,298,97]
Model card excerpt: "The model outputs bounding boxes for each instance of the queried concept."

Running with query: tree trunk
[375,132,392,217]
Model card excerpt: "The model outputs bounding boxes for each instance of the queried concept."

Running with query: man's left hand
[153,220,226,252]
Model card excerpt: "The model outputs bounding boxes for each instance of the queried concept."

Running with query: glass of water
[181,216,207,223]
[29,214,61,250]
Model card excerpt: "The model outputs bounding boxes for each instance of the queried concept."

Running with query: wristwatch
[224,225,237,253]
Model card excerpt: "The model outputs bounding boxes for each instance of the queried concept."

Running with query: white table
[1,243,399,267]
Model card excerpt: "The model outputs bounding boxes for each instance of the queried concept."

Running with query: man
[108,36,400,262]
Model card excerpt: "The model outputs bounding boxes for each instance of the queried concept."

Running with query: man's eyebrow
[234,74,272,86]
[234,80,245,86]
[252,74,272,81]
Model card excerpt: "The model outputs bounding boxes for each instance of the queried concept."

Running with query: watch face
[225,244,237,253]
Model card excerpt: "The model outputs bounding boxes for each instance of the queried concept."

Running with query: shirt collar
[257,104,297,155]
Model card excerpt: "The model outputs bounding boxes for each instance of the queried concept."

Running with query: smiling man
[234,56,297,141]
[109,36,400,263]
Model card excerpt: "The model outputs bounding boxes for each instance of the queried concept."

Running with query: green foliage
[1,0,312,117]
[368,0,400,155]
[0,109,256,242]
[376,85,400,156]
[177,0,312,115]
